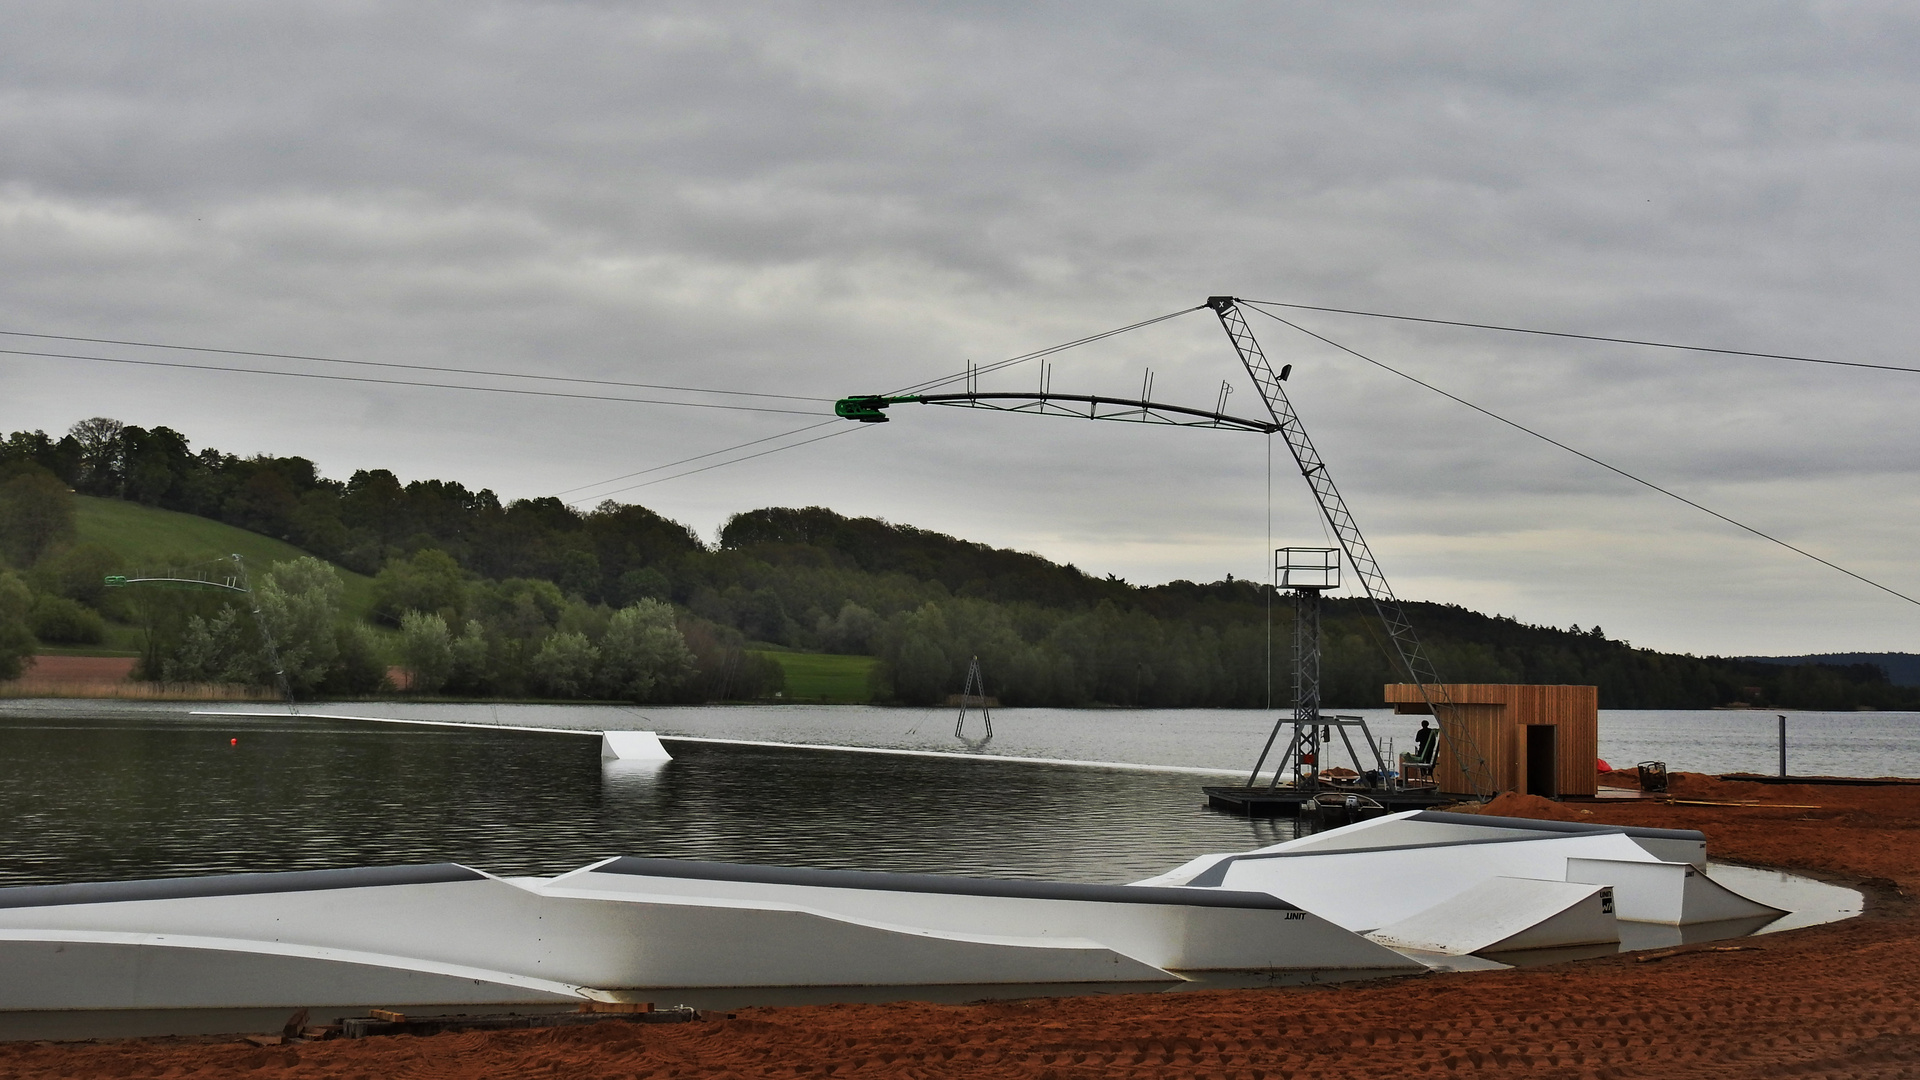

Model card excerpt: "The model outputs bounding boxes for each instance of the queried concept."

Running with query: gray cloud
[3,1,1918,654]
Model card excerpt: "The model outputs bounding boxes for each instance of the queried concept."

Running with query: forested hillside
[3,418,1913,709]
[1743,652,1920,687]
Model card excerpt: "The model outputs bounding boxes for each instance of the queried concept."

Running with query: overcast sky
[4,2,1917,656]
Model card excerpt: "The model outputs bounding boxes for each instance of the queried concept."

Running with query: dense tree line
[139,554,710,703]
[4,417,1914,710]
[145,557,388,696]
[0,459,116,674]
[0,420,776,701]
[368,548,778,700]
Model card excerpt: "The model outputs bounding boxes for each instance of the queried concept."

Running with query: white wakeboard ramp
[0,813,1782,1010]
[540,858,1411,976]
[600,730,673,761]
[1366,878,1617,956]
[0,859,1414,1011]
[1132,811,1782,956]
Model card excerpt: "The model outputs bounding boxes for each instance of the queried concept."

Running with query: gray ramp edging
[0,864,485,910]
[593,857,1301,911]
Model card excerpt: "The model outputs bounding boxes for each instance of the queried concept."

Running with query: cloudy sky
[4,2,1917,656]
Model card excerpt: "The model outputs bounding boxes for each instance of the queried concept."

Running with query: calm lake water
[345,700,1920,779]
[0,700,1912,890]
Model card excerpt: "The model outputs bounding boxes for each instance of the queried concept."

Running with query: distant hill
[10,416,1911,708]
[75,496,376,620]
[1740,652,1920,687]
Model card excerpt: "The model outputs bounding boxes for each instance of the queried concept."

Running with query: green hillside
[76,496,376,620]
[7,417,1910,707]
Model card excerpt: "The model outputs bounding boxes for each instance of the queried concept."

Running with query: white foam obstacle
[1366,878,1617,955]
[1564,857,1779,924]
[0,811,1787,1010]
[1134,810,1783,955]
[541,859,1417,976]
[0,860,1413,1011]
[0,932,587,1010]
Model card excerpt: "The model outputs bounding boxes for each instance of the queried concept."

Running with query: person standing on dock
[1413,720,1435,759]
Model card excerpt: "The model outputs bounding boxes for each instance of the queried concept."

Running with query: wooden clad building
[1384,684,1598,798]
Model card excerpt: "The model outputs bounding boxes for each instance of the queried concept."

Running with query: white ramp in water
[600,730,672,760]
[1366,877,1619,956]
[194,710,676,763]
[1566,857,1785,925]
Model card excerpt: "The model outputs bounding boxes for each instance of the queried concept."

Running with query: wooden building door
[1526,725,1559,798]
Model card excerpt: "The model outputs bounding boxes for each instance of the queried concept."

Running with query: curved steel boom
[836,391,1277,433]
[912,392,1279,433]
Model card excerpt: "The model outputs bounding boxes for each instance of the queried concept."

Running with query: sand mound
[1599,766,1643,788]
[1459,791,1595,821]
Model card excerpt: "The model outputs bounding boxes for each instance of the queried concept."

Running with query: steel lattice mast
[1207,297,1495,799]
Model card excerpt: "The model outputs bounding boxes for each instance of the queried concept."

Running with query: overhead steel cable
[0,346,825,416]
[583,425,867,500]
[1238,299,1920,376]
[890,306,1206,397]
[0,328,831,403]
[554,419,842,501]
[557,306,1205,501]
[1245,305,1920,609]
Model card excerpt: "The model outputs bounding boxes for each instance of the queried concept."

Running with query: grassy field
[37,625,146,657]
[74,496,377,621]
[752,650,880,703]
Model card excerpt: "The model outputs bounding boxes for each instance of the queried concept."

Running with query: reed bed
[0,680,277,701]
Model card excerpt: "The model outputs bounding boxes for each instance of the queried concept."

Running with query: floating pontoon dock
[1202,784,1454,817]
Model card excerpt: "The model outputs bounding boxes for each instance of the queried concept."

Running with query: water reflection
[0,712,1294,889]
[599,759,672,803]
[1709,862,1864,933]
[9,698,1920,779]
[1613,914,1785,953]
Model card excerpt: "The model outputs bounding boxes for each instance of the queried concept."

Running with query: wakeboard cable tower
[836,297,1496,800]
[1203,297,1494,800]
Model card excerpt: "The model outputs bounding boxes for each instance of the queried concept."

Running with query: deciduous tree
[531,631,598,697]
[255,557,344,695]
[0,470,76,568]
[0,573,36,679]
[398,611,454,693]
[598,600,694,702]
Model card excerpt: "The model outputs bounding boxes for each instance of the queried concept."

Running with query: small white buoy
[600,730,673,762]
